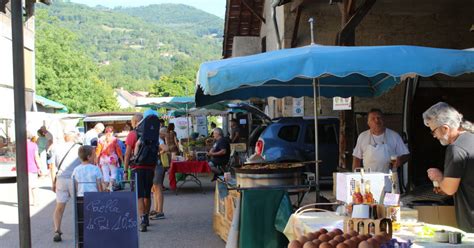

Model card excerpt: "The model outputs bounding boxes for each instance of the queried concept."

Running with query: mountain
[36,1,223,92]
[114,4,224,37]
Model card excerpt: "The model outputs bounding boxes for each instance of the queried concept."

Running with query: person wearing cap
[83,122,105,146]
[51,130,81,242]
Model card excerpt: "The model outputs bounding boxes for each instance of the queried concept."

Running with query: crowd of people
[23,111,249,241]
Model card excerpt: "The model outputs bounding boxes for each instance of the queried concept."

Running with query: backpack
[131,115,160,166]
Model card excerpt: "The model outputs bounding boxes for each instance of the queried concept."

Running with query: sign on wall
[292,97,304,116]
[333,97,352,110]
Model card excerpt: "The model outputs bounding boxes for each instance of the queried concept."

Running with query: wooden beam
[337,0,376,45]
[241,0,265,23]
[291,0,307,12]
[290,5,302,48]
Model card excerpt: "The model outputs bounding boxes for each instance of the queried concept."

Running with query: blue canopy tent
[195,45,474,193]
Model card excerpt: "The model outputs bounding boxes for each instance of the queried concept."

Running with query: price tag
[383,193,400,206]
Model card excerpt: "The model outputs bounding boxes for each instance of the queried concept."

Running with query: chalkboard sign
[83,192,138,248]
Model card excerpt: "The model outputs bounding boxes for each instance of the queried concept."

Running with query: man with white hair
[51,130,81,242]
[208,127,230,181]
[83,122,105,146]
[424,102,474,232]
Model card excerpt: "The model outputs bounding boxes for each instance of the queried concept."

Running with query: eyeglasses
[431,126,441,136]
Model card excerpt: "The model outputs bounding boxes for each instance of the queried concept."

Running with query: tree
[35,10,119,113]
[148,75,193,97]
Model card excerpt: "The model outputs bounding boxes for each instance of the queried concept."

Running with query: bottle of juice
[352,181,363,204]
[363,180,374,204]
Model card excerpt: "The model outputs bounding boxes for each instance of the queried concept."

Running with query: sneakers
[139,223,147,232]
[53,231,62,242]
[139,214,149,232]
[144,214,150,227]
[150,212,165,220]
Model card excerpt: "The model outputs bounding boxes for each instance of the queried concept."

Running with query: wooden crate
[344,217,393,238]
[213,183,241,242]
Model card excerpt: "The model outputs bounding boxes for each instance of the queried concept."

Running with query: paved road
[0,175,226,248]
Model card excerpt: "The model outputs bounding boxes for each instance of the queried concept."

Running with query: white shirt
[71,163,102,197]
[83,130,98,146]
[353,128,409,160]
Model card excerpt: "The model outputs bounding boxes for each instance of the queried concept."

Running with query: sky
[69,0,226,18]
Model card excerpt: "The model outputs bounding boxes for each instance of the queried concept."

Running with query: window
[305,124,337,144]
[278,125,300,142]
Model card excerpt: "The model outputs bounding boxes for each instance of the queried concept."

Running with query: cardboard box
[336,172,392,204]
[413,205,457,228]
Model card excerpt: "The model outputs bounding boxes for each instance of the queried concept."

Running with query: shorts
[28,173,38,188]
[132,168,154,199]
[101,164,118,183]
[56,178,73,203]
[153,162,164,185]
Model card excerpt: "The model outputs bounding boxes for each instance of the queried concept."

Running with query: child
[72,145,103,197]
[96,126,123,192]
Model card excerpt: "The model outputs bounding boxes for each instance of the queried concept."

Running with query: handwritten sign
[383,193,400,206]
[84,192,138,248]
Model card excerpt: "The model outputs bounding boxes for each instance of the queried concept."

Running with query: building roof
[35,95,68,113]
[223,0,265,58]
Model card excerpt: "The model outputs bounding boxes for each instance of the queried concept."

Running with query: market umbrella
[195,44,474,196]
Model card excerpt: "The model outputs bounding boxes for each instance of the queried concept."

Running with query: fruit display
[288,228,412,248]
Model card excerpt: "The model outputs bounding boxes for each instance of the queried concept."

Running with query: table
[283,212,474,247]
[168,160,211,192]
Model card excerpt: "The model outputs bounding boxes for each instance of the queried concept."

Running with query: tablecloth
[169,160,211,190]
[239,189,292,248]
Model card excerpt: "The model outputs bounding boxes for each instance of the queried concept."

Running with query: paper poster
[292,97,304,116]
[333,97,352,110]
[195,116,208,137]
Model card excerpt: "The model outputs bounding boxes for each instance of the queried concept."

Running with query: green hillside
[36,1,223,93]
[114,4,223,37]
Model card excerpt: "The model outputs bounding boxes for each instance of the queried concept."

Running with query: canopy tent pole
[313,78,320,203]
[12,0,32,246]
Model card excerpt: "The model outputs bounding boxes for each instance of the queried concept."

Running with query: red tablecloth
[169,161,211,190]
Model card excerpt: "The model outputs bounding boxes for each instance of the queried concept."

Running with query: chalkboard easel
[73,175,139,248]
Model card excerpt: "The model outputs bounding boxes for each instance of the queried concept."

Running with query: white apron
[364,134,391,173]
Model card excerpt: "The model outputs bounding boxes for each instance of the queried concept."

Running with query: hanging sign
[333,97,352,110]
[292,97,304,116]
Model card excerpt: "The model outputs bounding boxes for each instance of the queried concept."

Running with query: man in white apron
[352,109,410,173]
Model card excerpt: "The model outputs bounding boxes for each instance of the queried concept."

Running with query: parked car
[230,104,339,184]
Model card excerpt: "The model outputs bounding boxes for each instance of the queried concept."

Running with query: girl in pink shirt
[27,132,43,206]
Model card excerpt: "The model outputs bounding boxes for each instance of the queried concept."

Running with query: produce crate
[213,182,240,242]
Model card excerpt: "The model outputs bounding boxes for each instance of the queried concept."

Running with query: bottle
[363,180,374,204]
[357,221,365,234]
[352,181,363,204]
[433,181,441,193]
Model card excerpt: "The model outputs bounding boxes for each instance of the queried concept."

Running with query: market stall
[194,45,474,247]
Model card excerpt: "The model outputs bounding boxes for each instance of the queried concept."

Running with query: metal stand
[176,173,205,194]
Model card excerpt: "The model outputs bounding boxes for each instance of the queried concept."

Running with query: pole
[11,0,32,246]
[313,78,320,203]
[309,18,315,45]
[309,17,320,202]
